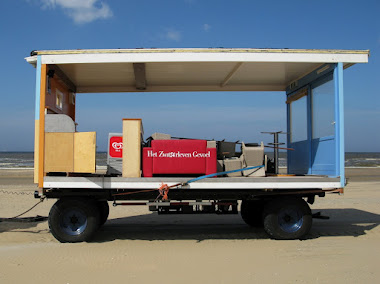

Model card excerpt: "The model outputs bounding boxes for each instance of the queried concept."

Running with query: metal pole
[261,131,287,175]
[274,132,279,174]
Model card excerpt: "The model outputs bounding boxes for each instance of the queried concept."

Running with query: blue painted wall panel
[287,64,342,178]
[288,140,310,174]
[311,137,336,175]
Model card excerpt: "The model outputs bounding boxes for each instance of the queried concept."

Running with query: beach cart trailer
[25,48,369,242]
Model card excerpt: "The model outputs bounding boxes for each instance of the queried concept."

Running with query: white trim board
[43,178,341,190]
[37,52,369,65]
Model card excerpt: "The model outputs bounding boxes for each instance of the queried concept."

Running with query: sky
[0,0,379,152]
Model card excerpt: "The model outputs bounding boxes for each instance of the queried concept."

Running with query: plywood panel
[122,119,143,177]
[44,133,74,172]
[74,132,96,173]
[34,120,39,183]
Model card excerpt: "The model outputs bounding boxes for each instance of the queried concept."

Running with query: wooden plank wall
[122,119,143,177]
[44,133,74,172]
[74,132,96,173]
[34,121,39,183]
[44,132,96,174]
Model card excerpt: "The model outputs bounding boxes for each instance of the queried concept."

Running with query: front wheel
[240,200,265,227]
[263,198,312,240]
[48,198,100,243]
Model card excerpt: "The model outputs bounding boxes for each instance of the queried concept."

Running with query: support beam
[38,63,47,188]
[34,56,42,184]
[49,65,77,92]
[133,63,147,90]
[77,84,285,93]
[220,62,243,87]
[334,63,345,187]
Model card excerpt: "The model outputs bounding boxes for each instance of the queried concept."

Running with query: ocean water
[0,152,379,169]
[0,152,108,169]
[267,152,380,168]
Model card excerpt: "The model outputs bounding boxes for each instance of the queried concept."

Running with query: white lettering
[147,150,211,158]
[147,150,157,157]
[192,151,211,158]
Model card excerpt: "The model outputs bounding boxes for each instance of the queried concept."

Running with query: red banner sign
[109,136,123,158]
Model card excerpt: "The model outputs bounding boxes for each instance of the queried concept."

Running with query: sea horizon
[0,151,379,169]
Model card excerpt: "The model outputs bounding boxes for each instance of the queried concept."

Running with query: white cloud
[203,24,211,32]
[165,29,181,41]
[39,0,113,24]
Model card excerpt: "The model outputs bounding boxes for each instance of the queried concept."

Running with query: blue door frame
[335,62,345,187]
[286,63,345,186]
[310,74,336,176]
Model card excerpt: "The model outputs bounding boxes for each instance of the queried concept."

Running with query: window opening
[56,89,63,110]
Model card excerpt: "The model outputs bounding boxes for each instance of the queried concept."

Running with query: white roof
[25,48,369,93]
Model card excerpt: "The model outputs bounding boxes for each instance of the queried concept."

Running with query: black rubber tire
[240,200,265,227]
[263,198,312,240]
[48,198,100,243]
[97,200,109,227]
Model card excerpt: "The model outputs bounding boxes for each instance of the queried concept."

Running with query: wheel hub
[60,209,88,236]
[70,215,79,224]
[284,215,291,222]
[278,208,303,233]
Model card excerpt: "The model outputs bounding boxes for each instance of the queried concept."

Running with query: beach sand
[0,168,379,283]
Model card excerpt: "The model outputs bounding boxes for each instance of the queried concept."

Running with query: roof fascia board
[39,52,369,65]
[25,56,37,67]
[32,48,370,55]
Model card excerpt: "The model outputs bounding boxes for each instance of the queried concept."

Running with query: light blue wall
[334,63,345,186]
[286,63,344,182]
[311,136,336,175]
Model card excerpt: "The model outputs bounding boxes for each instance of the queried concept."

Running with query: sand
[0,168,379,283]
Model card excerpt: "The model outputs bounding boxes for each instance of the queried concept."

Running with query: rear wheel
[263,198,312,240]
[48,198,100,243]
[97,200,109,227]
[240,200,265,227]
